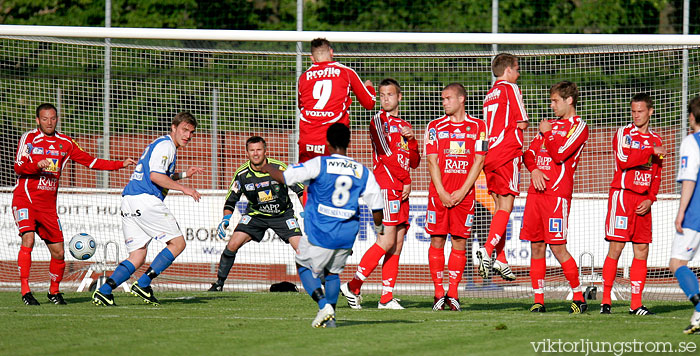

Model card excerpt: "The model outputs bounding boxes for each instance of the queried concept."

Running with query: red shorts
[382,189,409,226]
[12,196,63,243]
[425,195,474,238]
[605,188,652,244]
[520,194,571,245]
[298,141,330,163]
[486,156,521,196]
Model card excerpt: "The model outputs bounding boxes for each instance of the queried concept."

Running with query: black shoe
[570,300,588,314]
[92,290,116,306]
[529,303,546,312]
[629,305,654,315]
[600,304,611,314]
[22,292,40,306]
[47,292,67,305]
[131,282,160,306]
[208,282,223,292]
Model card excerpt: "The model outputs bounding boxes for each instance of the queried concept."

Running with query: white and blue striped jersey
[123,135,177,200]
[284,154,383,249]
[677,132,700,231]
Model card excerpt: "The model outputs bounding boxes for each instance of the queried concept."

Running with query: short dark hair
[491,53,518,77]
[550,81,579,107]
[172,111,198,129]
[311,38,331,57]
[689,96,700,124]
[379,78,401,94]
[246,136,267,149]
[327,123,350,150]
[36,103,57,118]
[443,82,467,101]
[631,93,653,109]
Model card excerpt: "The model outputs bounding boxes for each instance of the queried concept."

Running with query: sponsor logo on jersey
[479,132,486,140]
[631,141,640,149]
[427,210,436,224]
[245,183,255,191]
[45,150,60,156]
[681,156,688,169]
[255,181,270,188]
[549,218,563,233]
[566,125,577,138]
[623,135,632,147]
[326,159,363,178]
[286,218,299,230]
[467,134,477,140]
[389,125,399,133]
[32,147,44,155]
[37,176,58,191]
[49,145,55,149]
[449,141,466,155]
[304,110,335,118]
[259,204,280,214]
[615,216,628,230]
[399,136,409,151]
[15,208,29,222]
[484,88,501,102]
[633,171,652,186]
[451,132,465,139]
[44,158,59,172]
[444,158,469,173]
[305,67,341,80]
[465,214,474,227]
[305,144,326,153]
[240,215,251,224]
[258,190,274,202]
[438,131,449,139]
[427,128,437,142]
[389,200,400,214]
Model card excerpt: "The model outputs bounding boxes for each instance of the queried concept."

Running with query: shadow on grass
[339,319,420,326]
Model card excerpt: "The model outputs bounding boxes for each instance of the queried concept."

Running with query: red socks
[484,210,510,257]
[561,257,583,302]
[601,256,619,305]
[531,257,546,304]
[630,258,647,310]
[380,253,400,304]
[428,246,445,297]
[348,243,386,294]
[49,258,65,295]
[18,246,32,295]
[446,248,467,299]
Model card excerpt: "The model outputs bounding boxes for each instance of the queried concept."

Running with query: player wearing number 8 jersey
[297,38,376,162]
[477,53,529,282]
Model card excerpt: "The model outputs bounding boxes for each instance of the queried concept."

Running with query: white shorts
[295,235,352,278]
[671,228,700,261]
[121,194,183,253]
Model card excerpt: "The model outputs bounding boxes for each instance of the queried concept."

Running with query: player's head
[327,123,350,152]
[689,96,700,130]
[35,103,58,136]
[245,136,267,166]
[379,78,402,113]
[441,83,466,117]
[310,38,333,62]
[491,53,519,82]
[549,81,578,118]
[171,112,198,148]
[630,93,654,129]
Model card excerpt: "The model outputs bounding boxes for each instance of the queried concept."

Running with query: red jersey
[483,80,528,172]
[369,110,420,190]
[523,116,589,199]
[610,123,663,200]
[297,61,376,146]
[13,129,124,205]
[424,114,488,194]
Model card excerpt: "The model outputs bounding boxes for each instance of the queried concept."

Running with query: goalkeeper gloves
[374,223,385,237]
[216,214,232,240]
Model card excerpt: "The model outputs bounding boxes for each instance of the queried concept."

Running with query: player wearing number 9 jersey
[297,38,376,162]
[264,123,383,328]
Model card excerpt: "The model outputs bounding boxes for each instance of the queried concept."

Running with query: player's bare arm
[427,154,452,207]
[449,154,484,206]
[676,180,696,233]
[150,171,202,202]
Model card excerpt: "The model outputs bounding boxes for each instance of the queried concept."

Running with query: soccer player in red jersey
[520,81,589,313]
[297,38,376,163]
[12,103,136,305]
[601,93,666,316]
[477,53,529,281]
[342,79,420,310]
[424,83,487,311]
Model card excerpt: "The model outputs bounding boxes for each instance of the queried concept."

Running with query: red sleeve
[68,139,124,170]
[523,135,540,172]
[370,113,410,183]
[543,121,589,164]
[424,121,438,155]
[614,127,655,170]
[408,137,420,169]
[505,83,528,123]
[347,67,376,110]
[649,138,664,201]
[13,132,42,175]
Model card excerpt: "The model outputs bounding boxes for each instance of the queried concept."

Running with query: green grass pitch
[1,291,698,355]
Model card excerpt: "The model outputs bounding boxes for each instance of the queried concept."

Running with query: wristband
[181,171,187,179]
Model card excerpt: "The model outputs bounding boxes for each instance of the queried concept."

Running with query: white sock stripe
[572,286,582,293]
[355,272,367,281]
[533,288,544,294]
[382,286,393,292]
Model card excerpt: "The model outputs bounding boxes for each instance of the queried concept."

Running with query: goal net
[1,28,699,302]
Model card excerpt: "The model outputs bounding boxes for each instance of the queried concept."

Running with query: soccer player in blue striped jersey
[92,112,204,306]
[670,96,700,334]
[263,123,384,328]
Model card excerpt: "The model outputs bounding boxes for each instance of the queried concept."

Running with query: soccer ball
[68,233,96,260]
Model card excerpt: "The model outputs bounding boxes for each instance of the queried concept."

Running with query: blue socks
[99,260,135,295]
[137,248,175,288]
[324,274,340,305]
[298,266,327,309]
[675,266,700,312]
